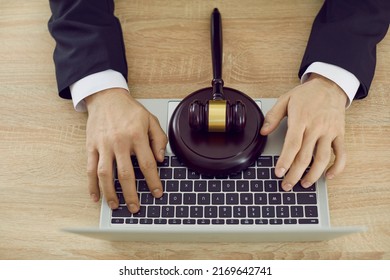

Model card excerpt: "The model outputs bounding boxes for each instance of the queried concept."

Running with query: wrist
[305,73,348,107]
[85,88,130,111]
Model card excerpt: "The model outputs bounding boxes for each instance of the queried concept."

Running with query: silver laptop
[64,98,365,242]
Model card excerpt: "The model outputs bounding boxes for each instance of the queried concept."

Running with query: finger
[97,151,118,209]
[282,129,317,191]
[115,151,139,213]
[87,149,100,202]
[260,95,289,136]
[301,136,332,188]
[134,142,163,198]
[275,122,305,178]
[326,136,347,179]
[148,114,168,162]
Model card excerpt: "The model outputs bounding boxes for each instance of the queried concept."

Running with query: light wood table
[0,0,389,259]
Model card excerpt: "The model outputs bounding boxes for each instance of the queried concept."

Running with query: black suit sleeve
[48,0,128,99]
[299,0,389,100]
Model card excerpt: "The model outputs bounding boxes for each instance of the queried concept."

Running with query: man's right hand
[85,88,168,213]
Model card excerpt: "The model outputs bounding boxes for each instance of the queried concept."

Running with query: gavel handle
[211,8,224,100]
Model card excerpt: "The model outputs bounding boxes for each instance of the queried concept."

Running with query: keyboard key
[154,219,167,224]
[188,170,200,179]
[257,156,273,167]
[176,206,189,218]
[112,206,133,218]
[226,193,239,205]
[237,181,249,192]
[233,206,246,218]
[166,180,178,192]
[160,168,172,179]
[254,193,267,204]
[194,181,207,192]
[243,168,256,179]
[226,219,239,224]
[198,193,211,205]
[219,206,232,218]
[262,206,275,218]
[297,193,317,204]
[169,193,182,204]
[174,168,186,179]
[255,219,268,225]
[168,219,181,224]
[140,219,153,224]
[212,193,225,204]
[298,219,319,224]
[240,193,253,204]
[197,219,211,225]
[247,206,261,218]
[250,181,263,192]
[183,193,196,204]
[222,181,235,192]
[270,168,278,179]
[291,206,304,217]
[183,219,196,224]
[268,193,282,205]
[270,219,283,225]
[205,206,218,218]
[257,168,270,179]
[305,206,318,217]
[111,218,124,224]
[141,193,154,204]
[283,193,296,204]
[284,219,297,225]
[161,206,174,217]
[117,193,125,205]
[147,206,160,217]
[180,180,193,192]
[212,219,225,225]
[241,219,254,225]
[138,180,149,192]
[208,181,221,192]
[171,156,184,166]
[294,181,316,192]
[190,206,203,218]
[133,206,146,218]
[155,194,168,205]
[264,180,278,192]
[276,206,289,217]
[125,218,139,224]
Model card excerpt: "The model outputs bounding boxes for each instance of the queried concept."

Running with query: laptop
[64,98,365,242]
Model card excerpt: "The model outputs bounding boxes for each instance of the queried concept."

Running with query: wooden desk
[0,0,389,259]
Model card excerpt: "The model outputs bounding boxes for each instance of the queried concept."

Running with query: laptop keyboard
[111,155,319,226]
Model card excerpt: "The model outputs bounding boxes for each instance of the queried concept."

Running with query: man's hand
[85,88,168,213]
[260,73,348,191]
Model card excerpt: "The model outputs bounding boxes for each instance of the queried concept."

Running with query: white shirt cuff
[301,62,360,108]
[70,69,129,112]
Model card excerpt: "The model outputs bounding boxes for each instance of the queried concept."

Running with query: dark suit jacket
[48,0,389,100]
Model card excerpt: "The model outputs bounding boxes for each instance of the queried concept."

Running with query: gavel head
[189,99,246,132]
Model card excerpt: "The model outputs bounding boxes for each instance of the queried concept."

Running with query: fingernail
[153,188,163,197]
[108,201,117,209]
[276,167,286,177]
[301,181,312,188]
[90,194,99,202]
[283,183,292,191]
[128,203,139,213]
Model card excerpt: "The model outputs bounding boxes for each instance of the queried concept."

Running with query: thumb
[260,95,289,135]
[148,114,168,162]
